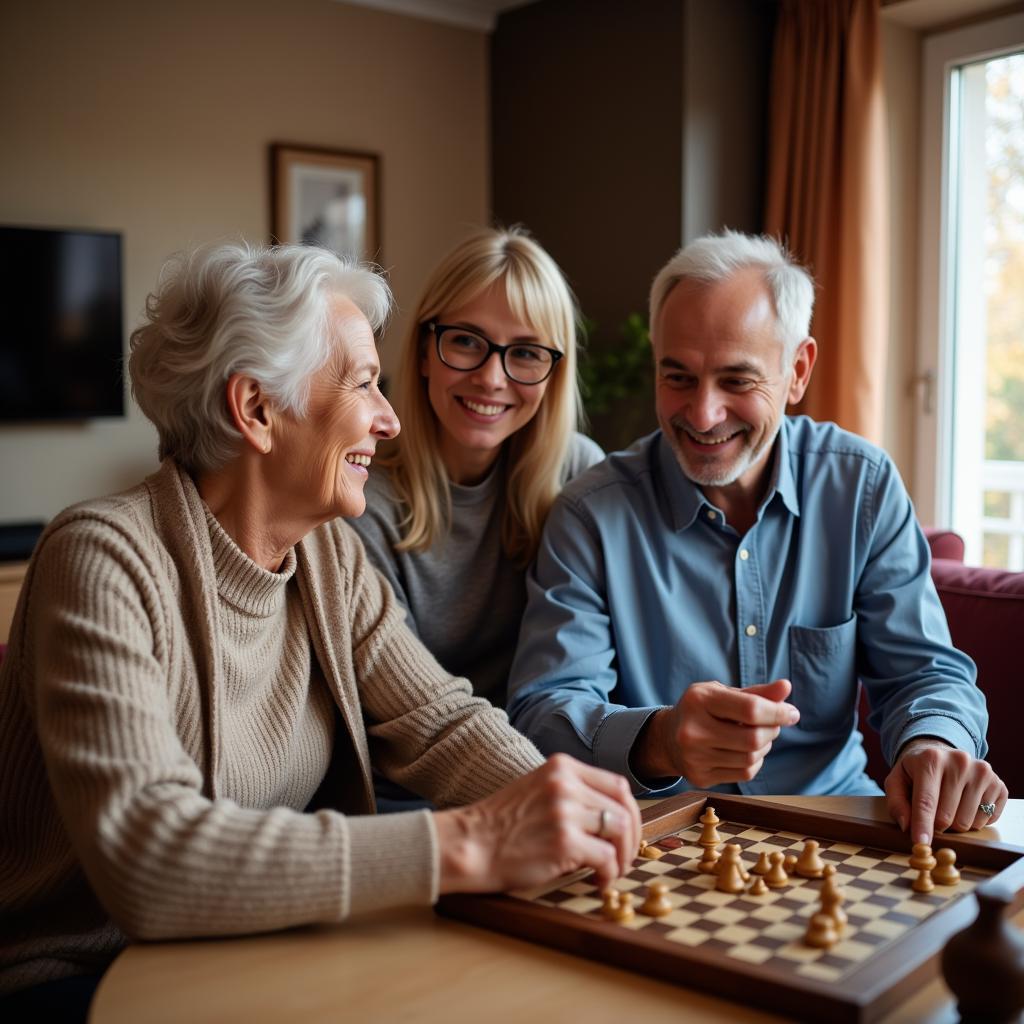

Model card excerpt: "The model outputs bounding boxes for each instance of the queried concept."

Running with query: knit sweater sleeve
[24,518,431,940]
[337,525,545,805]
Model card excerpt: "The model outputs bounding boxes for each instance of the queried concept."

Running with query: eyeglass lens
[438,328,555,383]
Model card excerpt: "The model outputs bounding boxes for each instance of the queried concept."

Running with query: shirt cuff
[893,715,982,762]
[594,706,682,796]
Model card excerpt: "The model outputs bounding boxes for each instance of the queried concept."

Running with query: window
[917,13,1024,569]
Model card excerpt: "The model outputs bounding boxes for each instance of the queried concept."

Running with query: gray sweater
[351,433,604,709]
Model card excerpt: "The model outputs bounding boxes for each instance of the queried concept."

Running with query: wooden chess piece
[698,843,721,874]
[765,850,790,889]
[934,848,960,886]
[805,912,839,949]
[638,840,663,860]
[910,842,937,872]
[601,889,621,920]
[697,809,722,874]
[751,851,772,876]
[941,883,1024,1022]
[748,875,768,896]
[913,866,935,893]
[795,839,826,878]
[784,853,799,875]
[640,880,673,918]
[612,891,636,923]
[820,865,848,934]
[715,844,747,894]
[698,806,722,845]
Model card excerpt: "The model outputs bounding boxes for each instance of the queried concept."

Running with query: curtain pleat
[765,0,888,443]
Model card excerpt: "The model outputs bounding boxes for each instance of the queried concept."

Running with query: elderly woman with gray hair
[0,242,639,1022]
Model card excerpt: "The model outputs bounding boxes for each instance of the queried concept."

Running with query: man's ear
[225,373,275,454]
[787,337,817,405]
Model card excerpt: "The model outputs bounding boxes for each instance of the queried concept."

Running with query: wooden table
[90,797,1024,1024]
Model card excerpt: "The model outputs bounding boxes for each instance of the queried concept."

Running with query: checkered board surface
[510,819,993,985]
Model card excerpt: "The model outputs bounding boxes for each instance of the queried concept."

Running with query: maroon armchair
[858,529,1024,796]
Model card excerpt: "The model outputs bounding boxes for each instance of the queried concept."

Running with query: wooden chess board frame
[436,792,1024,1023]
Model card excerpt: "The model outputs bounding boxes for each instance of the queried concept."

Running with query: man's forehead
[658,351,771,375]
[655,272,782,360]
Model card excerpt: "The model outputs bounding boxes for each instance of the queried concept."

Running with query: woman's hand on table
[435,754,641,894]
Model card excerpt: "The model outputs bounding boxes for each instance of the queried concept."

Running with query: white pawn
[715,844,747,894]
[612,891,636,922]
[601,889,621,920]
[805,912,839,949]
[795,839,826,879]
[934,848,961,886]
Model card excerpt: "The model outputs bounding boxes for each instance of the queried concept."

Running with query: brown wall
[491,0,775,449]
[492,0,685,346]
[0,0,490,521]
[682,0,774,242]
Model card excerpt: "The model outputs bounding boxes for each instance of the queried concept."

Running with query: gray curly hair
[129,241,391,473]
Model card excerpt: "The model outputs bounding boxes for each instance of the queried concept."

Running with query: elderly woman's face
[274,297,398,521]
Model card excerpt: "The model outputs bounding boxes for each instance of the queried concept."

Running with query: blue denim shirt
[507,418,986,797]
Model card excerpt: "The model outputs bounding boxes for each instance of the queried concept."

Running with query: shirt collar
[656,432,705,531]
[774,417,801,518]
[656,418,801,531]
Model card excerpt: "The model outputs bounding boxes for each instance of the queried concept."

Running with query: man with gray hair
[507,230,1005,846]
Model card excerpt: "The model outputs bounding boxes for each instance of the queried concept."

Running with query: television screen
[0,225,124,421]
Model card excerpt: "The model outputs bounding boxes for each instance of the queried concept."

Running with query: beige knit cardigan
[0,459,544,993]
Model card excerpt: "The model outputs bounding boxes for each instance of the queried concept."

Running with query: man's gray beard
[667,417,780,488]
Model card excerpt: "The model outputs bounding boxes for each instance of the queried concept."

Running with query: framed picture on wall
[270,144,380,262]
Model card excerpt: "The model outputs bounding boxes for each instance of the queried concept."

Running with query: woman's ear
[225,373,275,454]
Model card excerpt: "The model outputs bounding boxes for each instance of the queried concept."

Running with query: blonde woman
[351,228,601,737]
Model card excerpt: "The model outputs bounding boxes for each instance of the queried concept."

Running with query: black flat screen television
[0,225,124,421]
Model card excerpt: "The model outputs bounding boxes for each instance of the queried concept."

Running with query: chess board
[437,793,1024,1023]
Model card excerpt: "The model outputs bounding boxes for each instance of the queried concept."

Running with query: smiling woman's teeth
[462,398,506,416]
[345,453,371,466]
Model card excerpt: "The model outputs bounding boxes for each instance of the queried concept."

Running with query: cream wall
[0,0,489,523]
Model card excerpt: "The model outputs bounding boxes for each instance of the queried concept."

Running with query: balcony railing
[973,460,1024,571]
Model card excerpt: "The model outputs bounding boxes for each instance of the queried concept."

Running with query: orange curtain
[764,0,888,443]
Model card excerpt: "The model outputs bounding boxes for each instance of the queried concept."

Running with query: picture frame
[270,143,380,263]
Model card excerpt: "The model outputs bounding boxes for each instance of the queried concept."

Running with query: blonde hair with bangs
[382,226,583,565]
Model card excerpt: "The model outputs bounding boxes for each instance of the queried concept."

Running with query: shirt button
[745,624,757,637]
[739,549,750,561]
[706,509,718,521]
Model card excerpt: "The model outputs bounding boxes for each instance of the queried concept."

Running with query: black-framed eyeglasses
[427,322,563,385]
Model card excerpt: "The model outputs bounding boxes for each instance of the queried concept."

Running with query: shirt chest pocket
[788,617,858,736]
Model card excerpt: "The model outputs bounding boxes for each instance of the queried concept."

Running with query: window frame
[915,11,1024,542]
